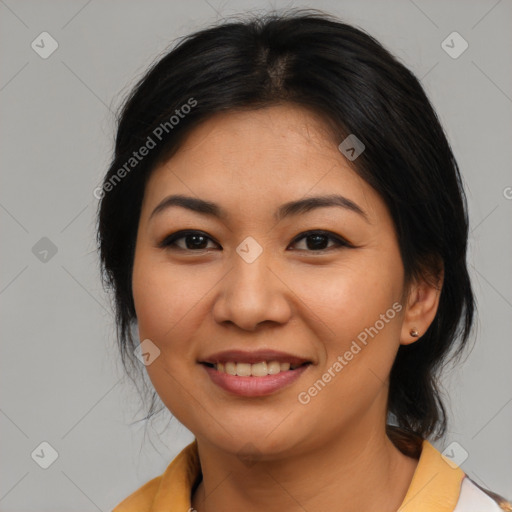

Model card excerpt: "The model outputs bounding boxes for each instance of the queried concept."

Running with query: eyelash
[158,229,354,253]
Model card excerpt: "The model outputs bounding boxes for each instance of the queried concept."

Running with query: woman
[97,10,511,511]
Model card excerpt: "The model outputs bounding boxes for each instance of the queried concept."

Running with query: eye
[158,230,220,251]
[288,230,353,252]
[158,229,353,253]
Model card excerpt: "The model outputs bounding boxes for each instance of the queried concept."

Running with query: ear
[400,265,444,345]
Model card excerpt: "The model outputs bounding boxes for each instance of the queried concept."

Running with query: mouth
[198,350,313,397]
[200,360,310,376]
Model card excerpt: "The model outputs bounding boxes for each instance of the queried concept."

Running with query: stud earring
[410,329,419,338]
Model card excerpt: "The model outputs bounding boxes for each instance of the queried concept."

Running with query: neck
[191,420,419,512]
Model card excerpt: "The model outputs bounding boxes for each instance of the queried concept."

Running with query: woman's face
[132,104,409,459]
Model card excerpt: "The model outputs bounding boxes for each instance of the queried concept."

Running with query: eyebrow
[149,194,369,223]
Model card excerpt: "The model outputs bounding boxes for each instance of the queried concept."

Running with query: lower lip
[201,364,310,397]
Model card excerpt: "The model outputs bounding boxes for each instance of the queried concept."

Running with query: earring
[410,329,419,338]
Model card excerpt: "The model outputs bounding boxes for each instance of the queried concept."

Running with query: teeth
[268,361,281,374]
[235,363,252,377]
[225,362,236,375]
[251,361,268,377]
[213,360,304,376]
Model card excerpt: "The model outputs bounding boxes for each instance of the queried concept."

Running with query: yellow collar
[398,439,465,511]
[114,438,465,511]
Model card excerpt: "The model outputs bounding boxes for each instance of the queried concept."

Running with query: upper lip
[199,349,311,366]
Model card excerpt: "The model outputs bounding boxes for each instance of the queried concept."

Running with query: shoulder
[112,474,162,512]
[112,439,200,512]
[455,476,512,512]
[387,427,511,512]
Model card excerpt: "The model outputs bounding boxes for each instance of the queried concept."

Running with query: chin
[200,423,305,460]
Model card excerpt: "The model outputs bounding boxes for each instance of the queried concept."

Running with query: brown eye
[159,231,220,251]
[158,229,353,253]
[289,230,352,252]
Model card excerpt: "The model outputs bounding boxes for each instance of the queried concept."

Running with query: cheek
[132,248,200,341]
[131,248,220,389]
[132,259,172,340]
[288,255,403,341]
[291,254,403,403]
[131,251,205,423]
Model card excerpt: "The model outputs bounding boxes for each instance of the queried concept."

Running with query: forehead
[142,104,385,222]
[162,104,343,175]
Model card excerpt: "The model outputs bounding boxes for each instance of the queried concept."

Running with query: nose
[212,248,292,332]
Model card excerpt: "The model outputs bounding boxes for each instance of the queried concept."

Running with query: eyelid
[157,230,220,250]
[158,229,354,252]
[290,230,355,250]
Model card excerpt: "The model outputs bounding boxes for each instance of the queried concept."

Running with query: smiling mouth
[201,361,311,377]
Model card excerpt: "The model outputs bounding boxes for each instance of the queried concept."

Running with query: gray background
[1,0,511,510]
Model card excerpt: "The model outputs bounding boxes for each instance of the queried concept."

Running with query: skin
[131,104,443,512]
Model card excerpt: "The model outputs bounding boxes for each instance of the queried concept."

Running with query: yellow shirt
[112,439,510,511]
